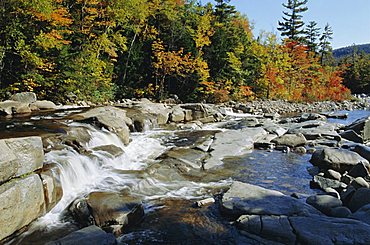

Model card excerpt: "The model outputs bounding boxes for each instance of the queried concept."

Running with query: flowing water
[3,108,370,244]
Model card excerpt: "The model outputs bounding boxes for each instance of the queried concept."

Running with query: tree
[214,0,236,22]
[305,21,320,53]
[278,0,308,42]
[319,23,334,65]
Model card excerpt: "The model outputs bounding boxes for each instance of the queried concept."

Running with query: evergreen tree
[319,23,334,65]
[214,0,236,22]
[278,0,308,42]
[305,21,320,53]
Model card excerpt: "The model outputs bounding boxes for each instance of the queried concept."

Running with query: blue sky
[204,0,370,49]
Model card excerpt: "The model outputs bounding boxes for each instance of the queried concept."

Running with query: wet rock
[306,195,342,215]
[345,116,370,144]
[289,215,370,245]
[199,116,215,124]
[0,174,45,241]
[10,92,37,104]
[340,130,363,143]
[293,146,307,154]
[71,107,131,145]
[193,135,214,152]
[41,166,63,212]
[170,106,185,122]
[323,187,340,199]
[320,112,348,119]
[194,197,215,208]
[340,186,356,206]
[262,123,287,137]
[0,136,44,183]
[326,169,341,181]
[221,181,320,217]
[348,162,370,178]
[236,215,296,244]
[91,145,124,158]
[272,133,307,148]
[133,102,170,125]
[160,147,208,170]
[310,148,369,173]
[263,112,280,119]
[348,188,370,212]
[353,145,370,162]
[205,128,266,169]
[300,113,326,122]
[68,192,144,235]
[352,177,370,189]
[310,175,347,190]
[32,100,57,110]
[46,225,117,245]
[0,100,31,115]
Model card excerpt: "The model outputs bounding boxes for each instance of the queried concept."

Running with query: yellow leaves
[35,30,71,50]
[194,13,214,50]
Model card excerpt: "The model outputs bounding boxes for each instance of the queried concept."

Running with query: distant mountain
[333,43,370,59]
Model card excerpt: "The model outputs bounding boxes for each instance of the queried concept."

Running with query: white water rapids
[11,122,230,243]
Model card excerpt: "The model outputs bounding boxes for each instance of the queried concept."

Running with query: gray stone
[290,215,370,245]
[310,148,369,173]
[272,133,307,148]
[348,162,370,178]
[340,130,363,143]
[311,175,347,190]
[31,100,57,110]
[71,107,131,145]
[340,186,357,206]
[346,116,370,144]
[10,92,37,103]
[91,145,124,158]
[348,188,370,212]
[222,181,320,217]
[352,177,370,189]
[0,174,45,241]
[162,147,208,169]
[170,106,185,122]
[133,102,170,125]
[306,195,342,215]
[323,187,340,199]
[326,169,341,181]
[40,166,63,212]
[193,135,214,152]
[46,225,117,245]
[0,136,44,183]
[300,113,326,122]
[293,146,307,154]
[0,100,31,115]
[262,123,287,137]
[354,145,370,162]
[321,112,348,119]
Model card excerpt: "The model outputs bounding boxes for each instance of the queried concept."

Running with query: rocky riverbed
[1,92,370,244]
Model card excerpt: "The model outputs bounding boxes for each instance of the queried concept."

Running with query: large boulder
[0,100,31,115]
[10,92,37,104]
[345,116,370,144]
[271,133,307,147]
[31,100,57,110]
[46,225,117,245]
[160,147,208,170]
[71,107,131,145]
[221,181,320,217]
[68,192,144,235]
[348,188,370,212]
[310,148,369,173]
[40,164,63,212]
[205,128,266,169]
[132,102,170,125]
[0,174,45,241]
[169,106,185,122]
[306,195,342,215]
[354,145,370,162]
[0,136,44,183]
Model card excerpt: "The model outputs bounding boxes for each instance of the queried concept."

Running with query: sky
[205,0,370,49]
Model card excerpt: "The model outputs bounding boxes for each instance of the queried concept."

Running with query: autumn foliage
[0,0,350,103]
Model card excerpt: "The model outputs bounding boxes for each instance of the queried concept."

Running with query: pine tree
[278,0,308,42]
[214,0,236,22]
[305,21,320,53]
[319,23,334,65]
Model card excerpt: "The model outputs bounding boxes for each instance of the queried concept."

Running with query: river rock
[310,148,369,173]
[289,215,370,244]
[300,113,326,122]
[326,169,342,181]
[306,194,342,215]
[310,175,347,190]
[271,133,307,148]
[160,147,208,170]
[321,112,348,119]
[348,162,370,178]
[169,106,185,122]
[69,192,144,235]
[71,107,131,145]
[352,177,370,189]
[0,136,44,183]
[221,181,320,217]
[205,128,266,169]
[91,145,124,158]
[346,116,370,144]
[354,145,370,162]
[31,100,57,110]
[132,102,170,125]
[10,92,37,103]
[340,130,363,143]
[262,123,287,137]
[0,100,31,115]
[41,165,63,212]
[329,206,351,218]
[348,188,370,212]
[0,174,45,241]
[46,225,117,245]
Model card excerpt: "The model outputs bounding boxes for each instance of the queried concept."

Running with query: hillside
[333,43,370,59]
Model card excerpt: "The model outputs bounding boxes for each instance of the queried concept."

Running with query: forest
[0,0,366,103]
